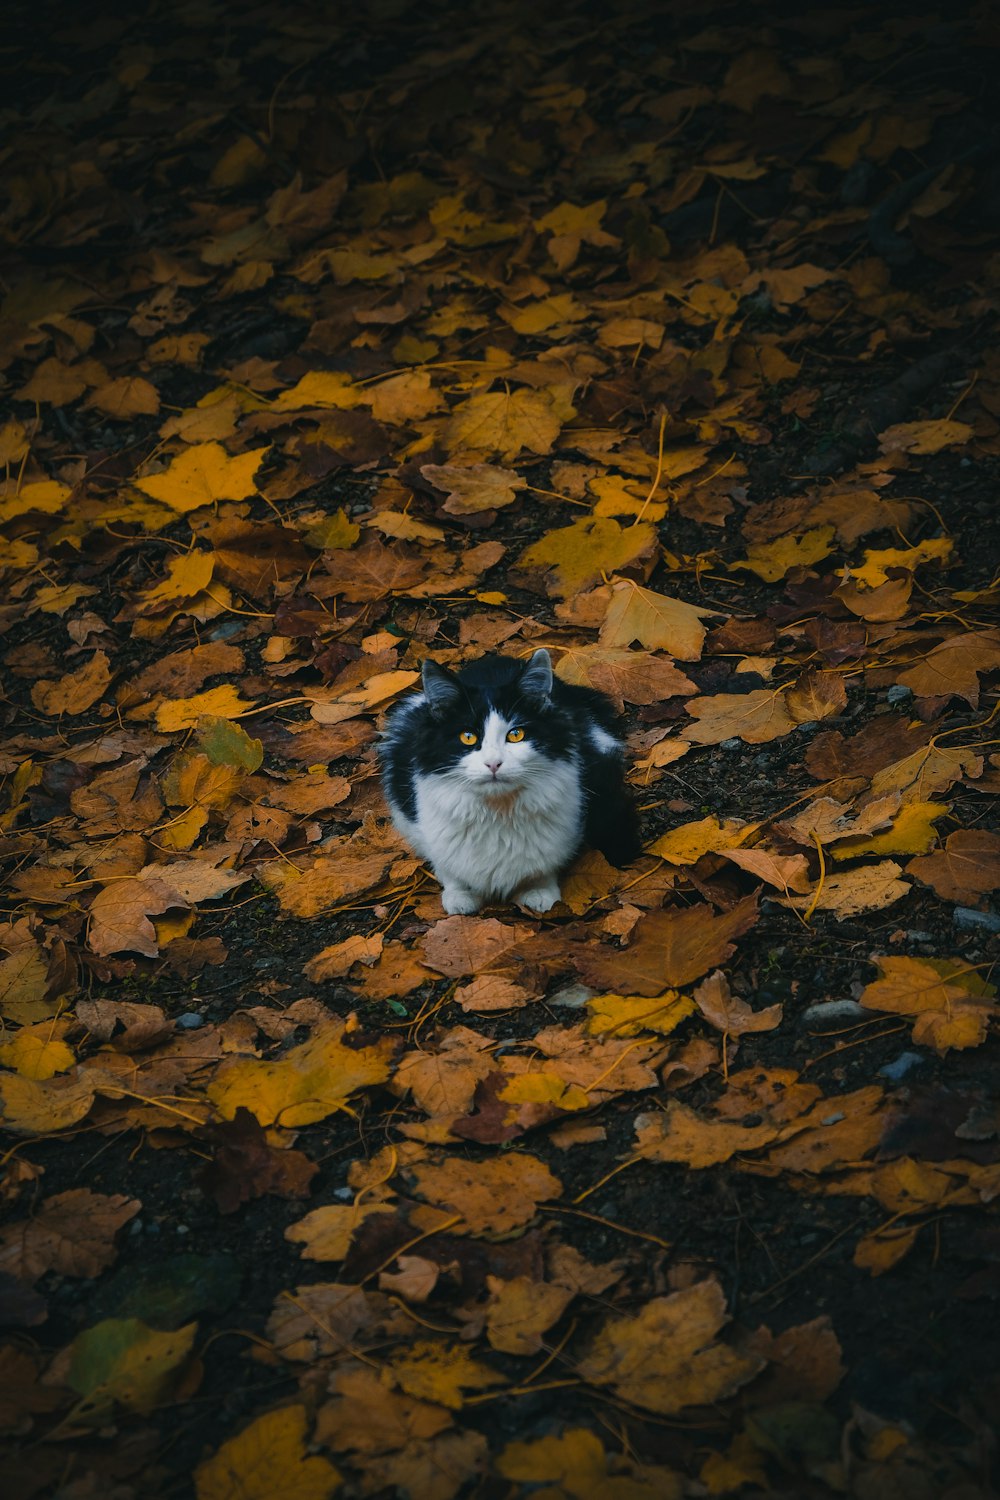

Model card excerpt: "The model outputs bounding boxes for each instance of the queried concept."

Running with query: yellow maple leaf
[831,801,948,860]
[648,815,753,864]
[852,537,953,588]
[0,1025,74,1080]
[598,578,718,659]
[585,992,695,1038]
[196,1405,340,1500]
[136,442,265,513]
[138,551,215,612]
[387,1340,505,1410]
[517,517,658,597]
[208,1020,394,1127]
[579,1279,763,1414]
[155,686,257,732]
[731,525,835,582]
[445,388,567,460]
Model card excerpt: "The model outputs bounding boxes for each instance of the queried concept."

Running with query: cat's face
[411,651,567,796]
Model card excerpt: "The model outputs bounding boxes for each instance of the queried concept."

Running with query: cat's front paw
[441,885,481,915]
[519,882,561,913]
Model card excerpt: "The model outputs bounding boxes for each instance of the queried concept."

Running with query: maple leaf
[575,896,758,994]
[135,442,266,513]
[406,1153,562,1236]
[445,388,567,459]
[685,689,797,745]
[195,1405,340,1500]
[419,461,526,514]
[579,1279,764,1414]
[555,646,696,709]
[484,1275,574,1355]
[895,630,1000,707]
[693,970,784,1034]
[907,830,1000,901]
[208,1020,395,1128]
[598,578,718,659]
[516,516,658,597]
[635,1101,781,1167]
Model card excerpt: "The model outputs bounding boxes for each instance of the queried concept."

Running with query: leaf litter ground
[1,1,999,1497]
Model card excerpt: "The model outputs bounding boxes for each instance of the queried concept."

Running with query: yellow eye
[459,730,478,745]
[506,728,525,743]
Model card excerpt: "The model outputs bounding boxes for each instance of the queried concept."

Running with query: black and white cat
[378,648,641,914]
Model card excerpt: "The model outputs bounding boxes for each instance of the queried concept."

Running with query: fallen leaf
[136,442,265,513]
[578,1279,764,1414]
[30,651,112,716]
[484,1275,573,1354]
[0,1189,140,1283]
[406,1153,562,1236]
[88,877,182,958]
[598,579,718,660]
[907,830,1000,902]
[195,1405,340,1500]
[685,689,797,745]
[693,970,784,1034]
[208,1019,395,1127]
[68,1317,196,1421]
[575,897,758,994]
[516,516,658,597]
[420,462,526,513]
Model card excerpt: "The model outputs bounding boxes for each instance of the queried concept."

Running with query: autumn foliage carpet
[1,1,999,1496]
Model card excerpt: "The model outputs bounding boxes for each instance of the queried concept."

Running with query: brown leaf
[907,830,1000,902]
[578,1278,764,1414]
[575,896,758,995]
[693,970,784,1034]
[0,1189,140,1283]
[555,646,696,710]
[30,651,112,716]
[406,1153,562,1236]
[87,876,182,958]
[685,689,797,745]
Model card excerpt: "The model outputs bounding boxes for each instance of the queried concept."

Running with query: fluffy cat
[378,648,641,914]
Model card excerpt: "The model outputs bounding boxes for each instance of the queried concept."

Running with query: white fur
[589,724,620,755]
[384,708,583,914]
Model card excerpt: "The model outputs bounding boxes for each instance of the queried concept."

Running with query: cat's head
[413,649,561,794]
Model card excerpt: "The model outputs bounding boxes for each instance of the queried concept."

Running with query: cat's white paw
[441,886,481,915]
[519,883,561,913]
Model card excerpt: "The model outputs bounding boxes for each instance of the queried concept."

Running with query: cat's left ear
[519,648,553,705]
[421,658,462,717]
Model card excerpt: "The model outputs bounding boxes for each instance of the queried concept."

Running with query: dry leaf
[578,1279,764,1414]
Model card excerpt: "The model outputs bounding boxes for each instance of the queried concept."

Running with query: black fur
[379,652,641,867]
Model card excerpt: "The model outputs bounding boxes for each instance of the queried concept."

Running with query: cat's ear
[421,658,462,717]
[519,648,553,705]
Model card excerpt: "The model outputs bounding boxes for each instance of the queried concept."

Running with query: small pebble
[549,983,595,1008]
[801,999,867,1025]
[879,1051,925,1082]
[905,931,935,943]
[886,685,912,704]
[333,1186,354,1201]
[721,737,742,751]
[176,1012,205,1029]
[176,1225,190,1236]
[953,907,1000,934]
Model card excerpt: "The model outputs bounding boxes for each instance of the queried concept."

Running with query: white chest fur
[402,755,582,909]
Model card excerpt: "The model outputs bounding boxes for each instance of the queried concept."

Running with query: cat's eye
[459,730,478,745]
[506,728,525,743]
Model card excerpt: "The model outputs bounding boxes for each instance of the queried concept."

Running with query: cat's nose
[485,760,503,775]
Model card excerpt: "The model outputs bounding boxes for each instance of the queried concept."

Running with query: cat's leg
[439,881,482,915]
[518,879,561,913]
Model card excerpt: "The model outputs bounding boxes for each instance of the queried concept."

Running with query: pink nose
[485,761,503,775]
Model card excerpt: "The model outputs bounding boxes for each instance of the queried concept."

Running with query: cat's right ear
[421,659,462,717]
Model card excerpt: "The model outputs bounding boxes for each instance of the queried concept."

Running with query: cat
[378,648,641,914]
